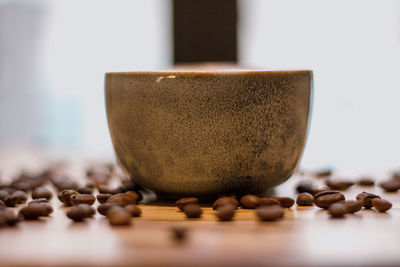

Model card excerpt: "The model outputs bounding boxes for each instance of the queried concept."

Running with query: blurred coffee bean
[98,185,120,195]
[0,200,5,209]
[11,181,31,191]
[19,203,52,220]
[256,205,284,221]
[213,197,239,210]
[314,168,333,178]
[357,177,375,186]
[97,193,112,204]
[85,181,96,189]
[239,195,260,209]
[259,198,281,206]
[328,203,347,218]
[0,208,19,226]
[372,199,392,212]
[125,204,142,217]
[77,186,94,194]
[66,204,95,221]
[57,189,79,206]
[272,197,295,208]
[343,200,363,213]
[314,191,345,209]
[379,180,400,192]
[32,187,52,200]
[216,203,236,221]
[296,193,314,206]
[0,216,7,227]
[171,226,187,242]
[325,179,354,190]
[107,192,139,206]
[183,203,202,218]
[97,202,119,216]
[4,190,27,207]
[0,190,9,201]
[51,176,78,191]
[107,206,131,226]
[176,197,199,211]
[296,181,315,194]
[28,198,48,204]
[70,194,95,206]
[356,192,381,209]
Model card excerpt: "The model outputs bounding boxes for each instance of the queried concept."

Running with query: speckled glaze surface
[105,70,312,198]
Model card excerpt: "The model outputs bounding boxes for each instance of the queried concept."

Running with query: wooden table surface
[0,152,399,266]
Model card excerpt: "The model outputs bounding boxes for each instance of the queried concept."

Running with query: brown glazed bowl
[105,69,312,199]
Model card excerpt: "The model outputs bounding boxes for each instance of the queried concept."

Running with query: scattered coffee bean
[379,180,400,192]
[372,199,392,212]
[28,198,48,204]
[66,204,95,221]
[98,202,119,216]
[98,185,120,195]
[239,195,260,209]
[19,203,52,220]
[343,200,363,213]
[107,206,131,226]
[296,181,315,194]
[357,177,375,186]
[296,193,314,206]
[273,197,295,208]
[125,204,142,217]
[32,187,52,200]
[259,198,281,206]
[216,203,236,221]
[171,226,187,242]
[107,192,138,206]
[314,191,345,209]
[58,189,79,206]
[70,194,95,206]
[315,168,333,178]
[356,192,380,209]
[77,186,94,194]
[213,197,239,210]
[4,190,27,207]
[176,197,199,211]
[183,203,202,218]
[256,205,284,221]
[325,179,354,190]
[0,190,9,201]
[328,203,347,218]
[97,193,112,204]
[0,208,20,226]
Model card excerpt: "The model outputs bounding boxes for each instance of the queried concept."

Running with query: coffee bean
[57,189,79,206]
[11,181,31,191]
[19,203,52,220]
[357,177,375,186]
[379,180,400,192]
[0,200,5,209]
[125,204,142,217]
[70,194,95,206]
[328,203,347,218]
[32,187,52,200]
[51,177,78,191]
[296,181,315,194]
[12,190,27,203]
[296,193,314,206]
[107,192,137,206]
[171,226,187,242]
[315,168,333,178]
[356,192,380,209]
[176,197,199,211]
[28,198,48,204]
[0,190,9,201]
[213,196,239,210]
[98,185,120,195]
[107,206,131,226]
[97,202,119,216]
[239,195,260,209]
[97,193,112,204]
[343,200,363,213]
[311,187,332,196]
[273,197,295,208]
[256,205,284,221]
[4,190,27,207]
[0,208,20,226]
[314,191,345,209]
[372,199,392,212]
[259,198,281,206]
[77,186,94,194]
[183,203,202,218]
[325,179,354,190]
[216,203,236,221]
[66,204,95,221]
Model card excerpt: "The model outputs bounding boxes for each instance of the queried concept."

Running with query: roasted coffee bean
[28,198,48,204]
[51,177,78,191]
[107,192,137,206]
[11,181,31,191]
[183,203,202,218]
[357,177,375,186]
[176,197,199,211]
[2,187,16,194]
[379,180,400,192]
[216,203,236,221]
[70,194,95,206]
[0,190,9,201]
[4,190,27,207]
[107,206,131,226]
[256,205,284,221]
[273,197,295,208]
[314,191,345,209]
[98,185,120,195]
[97,202,119,216]
[296,181,315,194]
[372,199,392,212]
[356,192,380,209]
[315,168,333,178]
[0,200,5,209]
[343,200,363,213]
[19,203,52,220]
[328,203,347,218]
[0,208,19,226]
[97,193,112,204]
[77,186,94,194]
[171,226,187,242]
[66,204,95,221]
[57,189,79,206]
[259,198,281,206]
[125,204,142,217]
[239,195,260,209]
[325,179,354,190]
[296,193,314,206]
[213,197,239,210]
[13,190,27,203]
[32,187,52,200]
[35,203,53,216]
[311,187,332,196]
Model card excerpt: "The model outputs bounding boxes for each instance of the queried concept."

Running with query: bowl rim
[105,69,313,76]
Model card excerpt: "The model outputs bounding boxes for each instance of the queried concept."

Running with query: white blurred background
[0,0,399,172]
